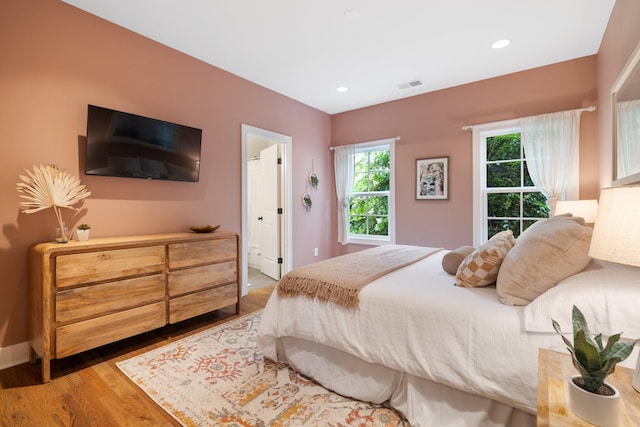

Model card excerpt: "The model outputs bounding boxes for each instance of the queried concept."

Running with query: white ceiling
[62,0,615,115]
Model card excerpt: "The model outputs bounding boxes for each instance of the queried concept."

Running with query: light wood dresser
[29,231,240,382]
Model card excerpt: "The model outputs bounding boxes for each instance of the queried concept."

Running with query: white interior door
[259,144,281,280]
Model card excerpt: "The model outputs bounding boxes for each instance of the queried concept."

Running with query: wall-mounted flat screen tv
[85,105,202,182]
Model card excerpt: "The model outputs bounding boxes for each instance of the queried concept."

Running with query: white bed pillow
[524,259,640,339]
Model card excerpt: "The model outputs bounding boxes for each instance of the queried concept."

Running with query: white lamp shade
[554,199,599,223]
[589,186,640,267]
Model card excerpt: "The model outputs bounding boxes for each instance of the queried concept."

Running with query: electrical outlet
[314,247,318,257]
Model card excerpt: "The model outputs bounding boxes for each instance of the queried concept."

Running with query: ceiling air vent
[398,79,423,90]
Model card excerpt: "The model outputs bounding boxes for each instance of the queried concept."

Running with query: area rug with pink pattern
[116,310,406,426]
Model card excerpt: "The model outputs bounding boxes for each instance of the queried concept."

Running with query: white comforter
[257,248,567,413]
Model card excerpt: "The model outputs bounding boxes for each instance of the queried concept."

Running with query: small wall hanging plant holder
[309,171,319,190]
[309,159,319,190]
[302,192,312,211]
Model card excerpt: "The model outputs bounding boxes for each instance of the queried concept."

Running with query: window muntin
[348,142,395,244]
[482,132,549,240]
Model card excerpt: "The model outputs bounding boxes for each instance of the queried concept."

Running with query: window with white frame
[348,140,396,245]
[472,120,550,246]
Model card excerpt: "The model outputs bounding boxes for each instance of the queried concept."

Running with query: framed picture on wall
[416,157,448,200]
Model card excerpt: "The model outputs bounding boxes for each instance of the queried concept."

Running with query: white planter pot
[633,356,640,392]
[76,229,90,241]
[568,375,620,427]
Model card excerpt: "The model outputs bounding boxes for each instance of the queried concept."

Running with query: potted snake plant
[552,305,638,427]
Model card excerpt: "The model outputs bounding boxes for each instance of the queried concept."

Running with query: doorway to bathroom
[241,125,292,295]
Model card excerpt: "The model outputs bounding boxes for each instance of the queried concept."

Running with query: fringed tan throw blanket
[277,245,441,309]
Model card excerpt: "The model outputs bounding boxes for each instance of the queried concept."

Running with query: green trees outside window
[349,148,390,237]
[485,133,549,238]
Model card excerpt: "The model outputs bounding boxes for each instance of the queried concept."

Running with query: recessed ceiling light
[491,39,511,49]
[336,86,349,93]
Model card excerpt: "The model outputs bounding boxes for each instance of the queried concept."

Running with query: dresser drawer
[56,246,166,288]
[56,302,166,358]
[168,284,237,324]
[168,260,236,297]
[56,274,165,323]
[168,237,236,269]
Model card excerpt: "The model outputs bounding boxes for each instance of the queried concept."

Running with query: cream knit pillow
[496,215,592,306]
[456,231,515,287]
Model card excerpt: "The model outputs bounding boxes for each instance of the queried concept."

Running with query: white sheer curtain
[247,158,262,260]
[616,99,640,178]
[334,145,355,245]
[521,110,581,214]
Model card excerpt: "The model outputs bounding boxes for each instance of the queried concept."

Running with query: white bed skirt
[276,336,535,427]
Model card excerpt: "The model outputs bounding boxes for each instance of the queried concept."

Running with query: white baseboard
[0,341,31,370]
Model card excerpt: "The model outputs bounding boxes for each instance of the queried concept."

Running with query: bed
[257,216,640,427]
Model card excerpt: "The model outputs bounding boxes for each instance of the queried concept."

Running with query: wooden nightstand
[537,348,640,426]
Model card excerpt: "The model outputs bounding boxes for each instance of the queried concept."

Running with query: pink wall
[331,56,599,255]
[597,0,640,187]
[0,0,331,348]
[1,0,637,354]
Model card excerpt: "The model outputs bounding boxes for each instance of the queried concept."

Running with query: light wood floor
[0,285,275,426]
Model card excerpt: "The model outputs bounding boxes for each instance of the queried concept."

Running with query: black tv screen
[85,105,202,182]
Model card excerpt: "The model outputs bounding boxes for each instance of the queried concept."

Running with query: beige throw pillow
[496,215,593,306]
[442,245,475,275]
[456,231,515,287]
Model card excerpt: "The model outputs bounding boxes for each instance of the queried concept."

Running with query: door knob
[258,216,263,221]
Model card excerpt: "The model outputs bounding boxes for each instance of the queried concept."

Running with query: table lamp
[588,186,640,393]
[554,199,599,224]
